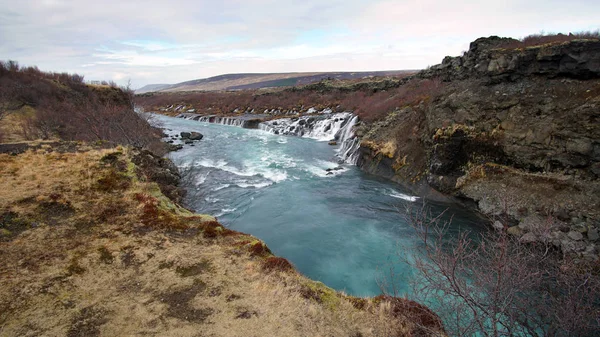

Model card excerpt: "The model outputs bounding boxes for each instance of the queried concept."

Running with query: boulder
[131,149,185,203]
[567,231,584,241]
[328,141,337,146]
[507,226,523,236]
[180,132,191,139]
[588,228,599,241]
[492,221,505,231]
[189,132,204,141]
[168,144,183,152]
[520,232,538,243]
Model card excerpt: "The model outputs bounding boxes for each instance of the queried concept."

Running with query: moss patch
[161,280,212,323]
[176,259,212,277]
[97,246,114,264]
[67,306,109,337]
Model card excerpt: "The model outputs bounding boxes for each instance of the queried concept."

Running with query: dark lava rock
[168,144,184,152]
[180,132,191,139]
[131,149,186,203]
[189,132,204,141]
[419,36,600,82]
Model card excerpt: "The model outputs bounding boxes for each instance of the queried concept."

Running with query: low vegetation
[0,144,442,336]
[0,61,163,152]
[136,77,442,122]
[398,206,600,336]
[499,31,600,49]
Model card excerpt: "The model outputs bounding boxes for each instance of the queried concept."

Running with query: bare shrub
[135,77,444,123]
[398,205,600,337]
[1,60,164,152]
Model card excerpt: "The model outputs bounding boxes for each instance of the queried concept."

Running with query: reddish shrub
[262,257,294,273]
[375,295,444,335]
[0,60,163,150]
[248,241,272,257]
[347,297,368,310]
[135,77,444,124]
[133,192,188,231]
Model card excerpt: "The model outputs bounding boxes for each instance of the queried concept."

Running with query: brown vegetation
[136,78,443,122]
[499,31,600,49]
[0,60,163,151]
[0,144,434,336]
[402,206,600,336]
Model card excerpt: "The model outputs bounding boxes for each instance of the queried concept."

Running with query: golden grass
[0,144,437,336]
[0,106,37,143]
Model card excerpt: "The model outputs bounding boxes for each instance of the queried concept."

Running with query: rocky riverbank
[142,35,600,260]
[356,36,600,260]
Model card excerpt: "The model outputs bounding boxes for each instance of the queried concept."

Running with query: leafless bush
[396,205,600,337]
[1,60,164,152]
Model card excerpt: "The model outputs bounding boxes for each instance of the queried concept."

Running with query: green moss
[301,280,341,310]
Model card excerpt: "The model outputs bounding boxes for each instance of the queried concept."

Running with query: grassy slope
[0,143,440,337]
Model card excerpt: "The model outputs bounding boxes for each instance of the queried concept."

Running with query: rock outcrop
[358,36,600,260]
[419,36,600,82]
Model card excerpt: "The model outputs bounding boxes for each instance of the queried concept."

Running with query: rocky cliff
[358,36,600,260]
[419,36,600,82]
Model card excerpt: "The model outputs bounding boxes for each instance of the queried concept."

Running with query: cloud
[0,0,598,88]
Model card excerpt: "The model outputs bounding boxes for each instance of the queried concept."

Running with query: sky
[1,0,598,89]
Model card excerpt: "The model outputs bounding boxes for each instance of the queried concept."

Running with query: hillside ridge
[136,70,414,93]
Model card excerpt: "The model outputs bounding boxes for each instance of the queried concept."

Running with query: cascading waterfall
[259,112,362,165]
[176,113,246,127]
[175,111,363,165]
[336,115,361,165]
[258,112,354,141]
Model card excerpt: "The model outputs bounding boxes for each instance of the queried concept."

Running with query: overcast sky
[1,0,598,88]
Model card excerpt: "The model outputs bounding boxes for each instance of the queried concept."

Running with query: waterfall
[335,115,361,165]
[176,111,362,165]
[258,113,354,141]
[176,113,245,128]
[338,137,361,165]
[258,112,362,165]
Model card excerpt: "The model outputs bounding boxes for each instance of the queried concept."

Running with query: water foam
[388,191,419,202]
[236,182,273,189]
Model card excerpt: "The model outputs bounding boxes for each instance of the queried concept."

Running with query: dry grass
[0,106,36,143]
[0,144,437,336]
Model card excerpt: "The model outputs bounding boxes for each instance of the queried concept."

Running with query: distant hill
[135,71,414,93]
[134,83,174,94]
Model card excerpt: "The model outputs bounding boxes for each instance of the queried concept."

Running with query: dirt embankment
[0,142,443,337]
[357,36,600,260]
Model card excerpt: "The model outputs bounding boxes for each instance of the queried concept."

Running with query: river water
[155,114,483,297]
